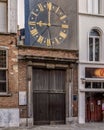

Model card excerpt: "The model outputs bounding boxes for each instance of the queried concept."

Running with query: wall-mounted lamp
[81,78,86,84]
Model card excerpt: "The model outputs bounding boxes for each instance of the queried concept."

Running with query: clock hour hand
[36,21,48,26]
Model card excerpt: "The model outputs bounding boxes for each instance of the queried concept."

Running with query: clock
[28,1,69,47]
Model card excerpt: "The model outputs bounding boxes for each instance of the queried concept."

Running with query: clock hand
[47,2,52,26]
[48,27,52,45]
[36,21,48,26]
[51,24,69,29]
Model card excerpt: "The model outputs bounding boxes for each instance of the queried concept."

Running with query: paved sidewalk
[1,123,104,130]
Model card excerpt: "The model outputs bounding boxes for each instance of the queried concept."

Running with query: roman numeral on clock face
[38,3,44,12]
[46,39,51,46]
[59,31,67,39]
[30,29,38,36]
[37,35,44,44]
[28,21,36,26]
[31,11,38,16]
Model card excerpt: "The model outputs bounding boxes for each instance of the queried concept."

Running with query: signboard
[19,91,27,105]
[85,68,104,78]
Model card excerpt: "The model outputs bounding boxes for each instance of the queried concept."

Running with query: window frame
[88,29,101,62]
[87,0,102,14]
[0,47,8,94]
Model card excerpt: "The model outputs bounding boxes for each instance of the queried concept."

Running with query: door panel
[33,93,49,125]
[33,68,66,125]
[49,93,65,123]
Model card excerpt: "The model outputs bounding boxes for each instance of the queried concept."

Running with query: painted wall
[79,15,104,62]
[0,109,19,127]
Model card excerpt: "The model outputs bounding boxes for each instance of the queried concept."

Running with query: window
[0,0,7,32]
[85,82,104,89]
[0,49,7,93]
[87,0,101,14]
[89,29,100,61]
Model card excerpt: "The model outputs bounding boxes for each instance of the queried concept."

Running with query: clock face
[28,1,69,46]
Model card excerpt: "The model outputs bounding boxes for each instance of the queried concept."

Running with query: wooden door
[86,93,102,122]
[33,68,66,125]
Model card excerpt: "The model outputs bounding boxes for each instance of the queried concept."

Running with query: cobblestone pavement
[1,123,104,130]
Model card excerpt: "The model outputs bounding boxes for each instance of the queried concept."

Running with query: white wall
[79,15,104,62]
[8,0,17,33]
[0,108,19,127]
[78,0,87,13]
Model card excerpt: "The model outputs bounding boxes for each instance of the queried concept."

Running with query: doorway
[32,68,66,125]
[86,92,104,122]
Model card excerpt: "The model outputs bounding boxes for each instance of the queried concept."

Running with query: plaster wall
[79,15,104,62]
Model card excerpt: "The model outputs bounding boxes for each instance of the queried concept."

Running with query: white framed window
[87,0,102,14]
[89,29,100,61]
[0,48,8,93]
[0,0,7,33]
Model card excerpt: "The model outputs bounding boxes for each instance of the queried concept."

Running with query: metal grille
[0,49,6,68]
[0,49,7,92]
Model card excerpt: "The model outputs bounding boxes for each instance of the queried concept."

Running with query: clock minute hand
[51,24,69,29]
[47,2,52,26]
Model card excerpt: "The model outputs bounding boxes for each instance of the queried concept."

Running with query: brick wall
[0,34,18,108]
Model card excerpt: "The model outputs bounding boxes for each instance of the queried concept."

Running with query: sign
[85,68,104,78]
[19,91,27,105]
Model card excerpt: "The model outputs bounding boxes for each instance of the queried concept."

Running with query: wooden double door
[33,68,66,125]
[86,93,104,122]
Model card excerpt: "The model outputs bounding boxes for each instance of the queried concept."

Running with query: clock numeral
[30,29,38,36]
[38,3,44,12]
[59,32,67,39]
[47,2,52,10]
[37,35,44,44]
[31,11,38,16]
[46,39,51,46]
[55,7,60,13]
[61,24,69,29]
[60,15,67,20]
[28,21,36,26]
[55,38,60,44]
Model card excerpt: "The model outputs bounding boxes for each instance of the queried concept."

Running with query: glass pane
[0,82,6,92]
[103,83,104,88]
[95,38,99,61]
[92,82,101,88]
[89,38,93,61]
[0,50,6,68]
[0,70,6,80]
[90,29,100,36]
[85,82,91,88]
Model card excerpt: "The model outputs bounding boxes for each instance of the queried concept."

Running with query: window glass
[0,50,6,68]
[89,38,93,61]
[0,82,6,92]
[95,38,99,61]
[85,82,91,88]
[0,49,7,93]
[89,29,100,61]
[90,29,100,36]
[92,82,101,88]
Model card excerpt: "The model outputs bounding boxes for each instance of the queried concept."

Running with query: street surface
[0,123,104,130]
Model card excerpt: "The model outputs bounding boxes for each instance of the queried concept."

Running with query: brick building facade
[0,0,78,127]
